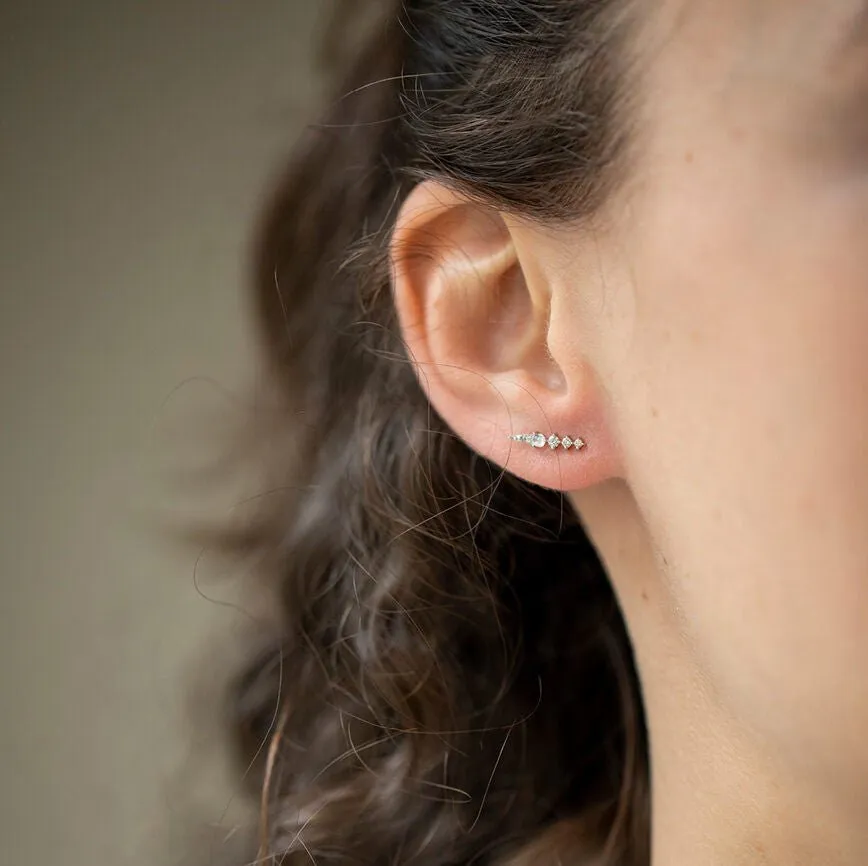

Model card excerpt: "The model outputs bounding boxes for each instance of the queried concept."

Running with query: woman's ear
[389,180,620,491]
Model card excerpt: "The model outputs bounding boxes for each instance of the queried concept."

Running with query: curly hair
[217,1,650,863]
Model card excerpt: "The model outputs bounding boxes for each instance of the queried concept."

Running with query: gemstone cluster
[509,432,586,451]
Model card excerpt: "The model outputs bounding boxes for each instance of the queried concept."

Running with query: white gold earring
[508,432,586,451]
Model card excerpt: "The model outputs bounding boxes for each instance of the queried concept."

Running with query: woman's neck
[570,479,868,866]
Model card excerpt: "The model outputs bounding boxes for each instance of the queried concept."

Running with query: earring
[508,432,586,451]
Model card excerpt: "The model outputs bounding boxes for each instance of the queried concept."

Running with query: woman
[222,0,868,863]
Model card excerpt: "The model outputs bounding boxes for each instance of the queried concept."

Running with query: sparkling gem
[561,436,573,449]
[530,432,546,448]
[547,434,561,449]
[574,437,586,450]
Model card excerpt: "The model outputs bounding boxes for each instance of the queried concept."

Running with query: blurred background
[0,2,326,864]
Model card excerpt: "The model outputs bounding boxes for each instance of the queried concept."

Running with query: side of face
[578,0,868,792]
[389,0,868,808]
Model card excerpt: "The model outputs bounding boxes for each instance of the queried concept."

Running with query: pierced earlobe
[509,432,587,451]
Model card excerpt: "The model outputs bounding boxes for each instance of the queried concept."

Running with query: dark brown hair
[221,1,650,863]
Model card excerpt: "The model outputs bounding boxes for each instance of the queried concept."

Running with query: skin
[390,1,868,864]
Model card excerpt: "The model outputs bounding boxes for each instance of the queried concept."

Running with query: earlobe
[389,180,620,492]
